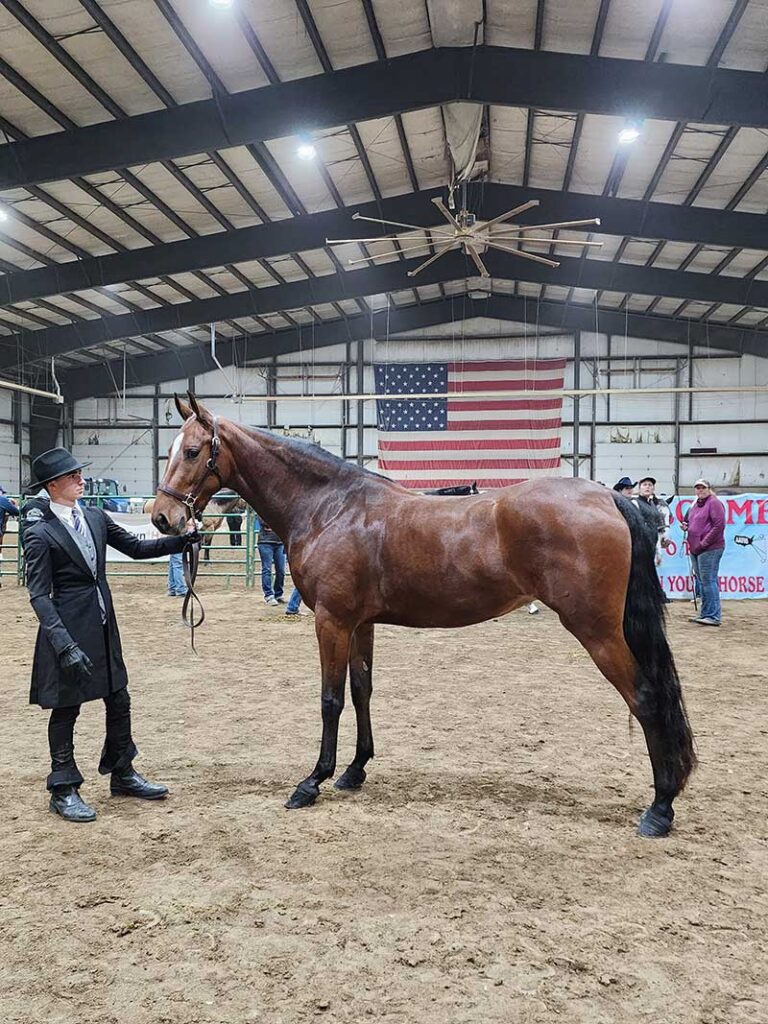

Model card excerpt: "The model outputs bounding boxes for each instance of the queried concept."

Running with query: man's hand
[59,645,94,683]
[185,519,202,545]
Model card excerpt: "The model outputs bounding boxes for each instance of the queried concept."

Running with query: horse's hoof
[636,807,674,838]
[284,782,319,809]
[334,767,366,791]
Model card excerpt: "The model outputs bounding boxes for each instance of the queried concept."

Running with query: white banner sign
[660,494,767,600]
[104,511,170,563]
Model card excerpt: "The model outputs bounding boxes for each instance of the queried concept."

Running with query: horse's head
[152,393,229,535]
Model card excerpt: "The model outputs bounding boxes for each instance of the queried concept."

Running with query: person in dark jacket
[683,478,726,627]
[24,447,199,823]
[0,486,19,587]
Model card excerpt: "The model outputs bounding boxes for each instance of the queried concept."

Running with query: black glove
[59,645,94,684]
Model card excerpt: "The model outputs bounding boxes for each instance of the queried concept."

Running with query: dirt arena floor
[1,573,767,1024]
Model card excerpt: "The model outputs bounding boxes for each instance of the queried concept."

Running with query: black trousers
[47,687,138,790]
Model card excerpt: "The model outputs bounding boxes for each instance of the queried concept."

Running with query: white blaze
[170,431,184,465]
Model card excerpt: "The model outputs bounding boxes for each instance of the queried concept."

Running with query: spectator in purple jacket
[683,478,725,626]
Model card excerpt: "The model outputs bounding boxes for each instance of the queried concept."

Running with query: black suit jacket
[25,506,186,708]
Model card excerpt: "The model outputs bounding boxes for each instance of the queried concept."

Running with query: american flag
[374,358,566,488]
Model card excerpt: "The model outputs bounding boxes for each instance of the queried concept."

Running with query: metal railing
[1,497,260,588]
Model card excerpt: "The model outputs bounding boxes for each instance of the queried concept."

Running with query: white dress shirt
[49,500,80,530]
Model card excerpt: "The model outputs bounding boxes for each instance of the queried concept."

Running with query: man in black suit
[24,447,198,823]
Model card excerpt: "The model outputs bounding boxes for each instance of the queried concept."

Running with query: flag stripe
[381,429,561,443]
[377,458,561,470]
[448,359,567,372]
[448,418,562,431]
[447,399,562,412]
[380,438,561,451]
[392,479,529,488]
[446,378,564,392]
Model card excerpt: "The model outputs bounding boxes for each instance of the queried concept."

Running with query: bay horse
[152,394,696,838]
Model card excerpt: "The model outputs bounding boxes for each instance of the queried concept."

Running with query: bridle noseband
[158,415,222,518]
[157,414,223,652]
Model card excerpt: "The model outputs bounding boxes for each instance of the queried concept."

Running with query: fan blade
[466,244,490,277]
[501,217,602,234]
[489,236,604,247]
[487,239,560,268]
[481,199,540,230]
[351,212,455,236]
[327,234,411,245]
[431,197,462,229]
[345,241,439,267]
[406,239,458,277]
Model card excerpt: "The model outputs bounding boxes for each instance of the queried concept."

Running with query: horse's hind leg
[335,623,374,792]
[563,619,685,838]
[285,609,352,809]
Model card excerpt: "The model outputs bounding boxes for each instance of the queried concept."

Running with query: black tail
[612,494,697,793]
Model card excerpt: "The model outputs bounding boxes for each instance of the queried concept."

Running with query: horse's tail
[612,494,697,792]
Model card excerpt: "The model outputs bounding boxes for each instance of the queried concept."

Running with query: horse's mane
[242,426,401,489]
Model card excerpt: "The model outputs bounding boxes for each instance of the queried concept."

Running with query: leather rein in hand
[157,415,223,652]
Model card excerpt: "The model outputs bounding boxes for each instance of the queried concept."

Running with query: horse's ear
[175,393,193,421]
[187,391,212,428]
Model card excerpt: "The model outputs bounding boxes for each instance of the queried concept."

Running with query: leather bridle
[158,415,223,518]
[157,415,223,652]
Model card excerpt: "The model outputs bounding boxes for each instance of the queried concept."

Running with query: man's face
[694,484,710,500]
[621,485,635,497]
[47,470,84,506]
[639,480,655,498]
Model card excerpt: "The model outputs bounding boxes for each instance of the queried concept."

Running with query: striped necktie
[71,506,87,538]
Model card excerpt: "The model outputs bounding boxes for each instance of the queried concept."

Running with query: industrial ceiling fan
[326,194,603,278]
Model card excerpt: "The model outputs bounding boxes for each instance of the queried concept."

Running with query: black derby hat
[28,447,91,490]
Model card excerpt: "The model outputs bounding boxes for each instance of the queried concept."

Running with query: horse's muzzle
[152,510,186,536]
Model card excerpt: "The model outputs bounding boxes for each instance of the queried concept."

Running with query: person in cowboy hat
[24,447,199,823]
[612,476,636,497]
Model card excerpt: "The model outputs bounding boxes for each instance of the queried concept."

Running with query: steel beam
[3,183,768,307]
[5,246,768,372]
[1,46,766,188]
[59,293,768,400]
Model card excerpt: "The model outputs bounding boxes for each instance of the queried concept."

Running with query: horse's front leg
[335,623,374,792]
[285,609,352,809]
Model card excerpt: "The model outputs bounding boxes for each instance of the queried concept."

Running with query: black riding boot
[47,705,96,822]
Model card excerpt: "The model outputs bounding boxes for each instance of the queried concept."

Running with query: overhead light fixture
[618,124,641,145]
[297,141,317,161]
[209,0,234,8]
[0,208,7,222]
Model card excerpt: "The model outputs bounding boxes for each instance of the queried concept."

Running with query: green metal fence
[0,494,23,586]
[1,497,259,588]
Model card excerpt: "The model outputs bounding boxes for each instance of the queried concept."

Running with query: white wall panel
[63,327,768,494]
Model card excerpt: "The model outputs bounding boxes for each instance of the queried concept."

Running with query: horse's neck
[223,423,344,543]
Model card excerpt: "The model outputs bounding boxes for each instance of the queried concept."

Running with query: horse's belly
[372,599,526,629]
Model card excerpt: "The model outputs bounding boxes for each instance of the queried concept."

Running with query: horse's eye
[185,448,200,460]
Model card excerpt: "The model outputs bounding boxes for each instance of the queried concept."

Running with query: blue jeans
[286,587,302,614]
[258,542,285,600]
[168,552,187,595]
[692,548,723,622]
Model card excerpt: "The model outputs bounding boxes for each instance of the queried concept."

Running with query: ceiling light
[209,0,233,8]
[297,142,317,161]
[618,124,641,145]
[0,208,7,222]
